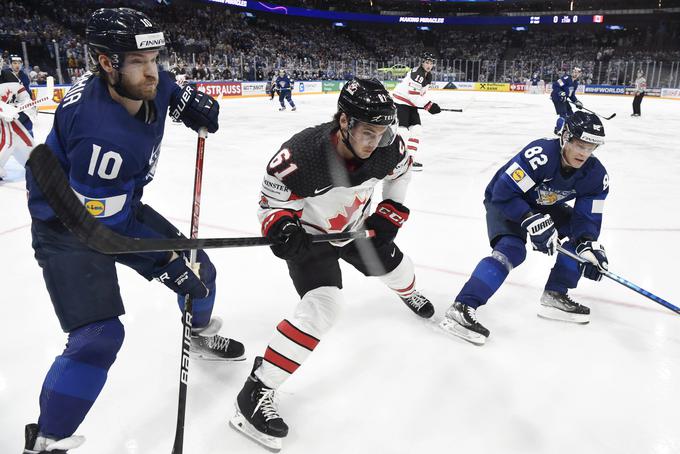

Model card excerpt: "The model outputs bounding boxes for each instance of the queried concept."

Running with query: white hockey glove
[576,241,608,281]
[0,102,19,122]
[521,213,558,256]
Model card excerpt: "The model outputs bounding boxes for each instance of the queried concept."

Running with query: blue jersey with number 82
[484,138,609,241]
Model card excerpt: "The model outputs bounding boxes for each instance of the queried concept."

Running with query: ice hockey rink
[1,90,679,454]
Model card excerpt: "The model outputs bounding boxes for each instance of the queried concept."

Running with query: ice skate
[291,106,297,111]
[411,161,423,172]
[400,291,435,318]
[230,357,288,452]
[279,106,286,111]
[191,317,246,361]
[538,290,590,323]
[439,301,490,345]
[23,423,85,453]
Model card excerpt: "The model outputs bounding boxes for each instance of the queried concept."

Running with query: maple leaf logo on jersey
[327,195,365,231]
[0,88,13,103]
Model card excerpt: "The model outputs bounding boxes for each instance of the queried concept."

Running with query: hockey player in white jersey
[0,68,35,180]
[391,51,441,171]
[229,78,434,451]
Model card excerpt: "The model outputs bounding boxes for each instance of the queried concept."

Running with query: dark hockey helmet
[337,78,398,150]
[86,8,165,70]
[421,51,435,63]
[561,111,605,147]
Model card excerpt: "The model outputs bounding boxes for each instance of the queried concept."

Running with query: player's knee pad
[293,286,343,338]
[65,318,125,368]
[492,236,526,271]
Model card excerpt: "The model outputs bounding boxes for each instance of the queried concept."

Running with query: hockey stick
[570,101,616,120]
[171,128,208,454]
[417,106,463,112]
[25,143,374,253]
[18,76,54,113]
[556,245,678,315]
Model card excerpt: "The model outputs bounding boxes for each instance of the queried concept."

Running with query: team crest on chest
[535,184,576,205]
[327,194,366,231]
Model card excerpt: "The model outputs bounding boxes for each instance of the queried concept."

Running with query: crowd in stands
[1,0,679,87]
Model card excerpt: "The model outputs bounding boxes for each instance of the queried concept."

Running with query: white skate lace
[464,305,479,324]
[406,293,428,310]
[207,335,230,352]
[254,388,281,421]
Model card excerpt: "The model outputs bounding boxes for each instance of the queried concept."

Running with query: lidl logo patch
[85,199,105,217]
[512,169,526,182]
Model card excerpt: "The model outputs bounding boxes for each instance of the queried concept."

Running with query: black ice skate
[230,357,288,452]
[439,301,490,345]
[538,290,590,324]
[23,423,85,453]
[401,291,435,318]
[411,161,423,172]
[279,106,286,111]
[191,317,246,361]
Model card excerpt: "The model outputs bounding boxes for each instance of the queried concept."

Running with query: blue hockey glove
[154,253,209,299]
[574,100,584,109]
[170,84,219,134]
[576,241,608,281]
[266,215,311,261]
[521,213,558,256]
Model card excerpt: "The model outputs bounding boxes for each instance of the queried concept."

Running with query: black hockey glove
[266,215,312,261]
[154,253,209,299]
[576,240,608,281]
[521,212,558,256]
[364,199,410,248]
[425,102,441,115]
[170,84,220,134]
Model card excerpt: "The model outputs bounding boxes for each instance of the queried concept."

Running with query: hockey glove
[154,253,209,299]
[0,102,19,122]
[170,84,220,134]
[521,212,558,256]
[266,215,311,261]
[576,241,608,281]
[364,199,410,248]
[574,100,584,109]
[425,102,441,115]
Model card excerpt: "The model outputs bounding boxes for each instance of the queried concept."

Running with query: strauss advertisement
[196,82,242,98]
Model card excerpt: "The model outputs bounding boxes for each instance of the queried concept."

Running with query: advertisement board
[241,81,267,96]
[583,85,626,95]
[475,82,510,92]
[661,88,680,98]
[509,83,526,92]
[196,81,242,98]
[323,81,342,92]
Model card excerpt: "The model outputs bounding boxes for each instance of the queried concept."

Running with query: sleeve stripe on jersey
[73,189,127,218]
[504,162,535,193]
[592,199,605,214]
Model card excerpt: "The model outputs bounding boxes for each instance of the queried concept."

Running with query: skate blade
[439,318,487,345]
[537,305,590,324]
[230,409,284,452]
[190,350,247,362]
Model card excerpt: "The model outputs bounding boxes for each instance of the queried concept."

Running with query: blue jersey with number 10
[484,138,609,242]
[26,71,181,244]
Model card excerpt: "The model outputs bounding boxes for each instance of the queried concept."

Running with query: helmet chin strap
[341,127,368,161]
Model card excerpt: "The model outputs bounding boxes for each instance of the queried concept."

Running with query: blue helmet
[86,8,165,70]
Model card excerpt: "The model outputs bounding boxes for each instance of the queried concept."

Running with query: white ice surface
[1,91,679,454]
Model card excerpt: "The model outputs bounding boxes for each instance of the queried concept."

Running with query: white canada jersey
[258,122,412,246]
[392,66,433,108]
[0,80,30,106]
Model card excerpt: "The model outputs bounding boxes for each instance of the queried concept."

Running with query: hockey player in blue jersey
[22,8,245,453]
[551,67,583,121]
[440,112,609,345]
[275,69,296,111]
